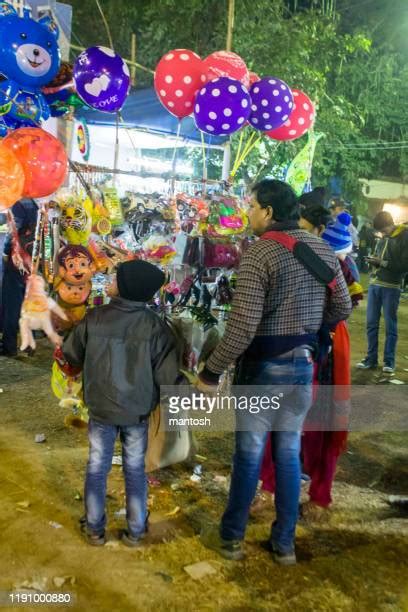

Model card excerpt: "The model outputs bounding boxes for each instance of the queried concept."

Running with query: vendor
[1,199,38,357]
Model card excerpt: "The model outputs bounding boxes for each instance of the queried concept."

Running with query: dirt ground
[0,294,408,612]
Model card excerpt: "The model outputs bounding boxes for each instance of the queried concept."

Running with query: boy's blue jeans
[366,284,401,368]
[220,349,313,554]
[85,418,148,538]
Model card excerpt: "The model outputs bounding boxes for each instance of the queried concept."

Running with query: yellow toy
[58,194,93,246]
[51,361,88,426]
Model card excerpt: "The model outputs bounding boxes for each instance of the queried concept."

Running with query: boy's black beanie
[116,260,165,302]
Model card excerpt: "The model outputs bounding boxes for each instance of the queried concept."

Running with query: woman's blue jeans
[85,418,148,538]
[220,349,313,554]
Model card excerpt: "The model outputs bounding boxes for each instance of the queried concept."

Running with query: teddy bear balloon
[0,2,61,135]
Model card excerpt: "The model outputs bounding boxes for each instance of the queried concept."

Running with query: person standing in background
[357,211,408,373]
[329,198,359,254]
[0,199,38,357]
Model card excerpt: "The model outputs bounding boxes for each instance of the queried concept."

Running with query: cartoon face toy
[58,245,96,286]
[59,197,93,245]
[57,280,91,306]
[0,4,60,88]
[0,3,60,131]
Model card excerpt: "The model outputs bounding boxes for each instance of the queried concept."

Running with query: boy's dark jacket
[372,224,408,286]
[62,297,180,426]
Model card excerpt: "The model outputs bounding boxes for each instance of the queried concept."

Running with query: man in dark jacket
[1,199,38,356]
[357,211,408,373]
[59,260,181,546]
[197,180,352,565]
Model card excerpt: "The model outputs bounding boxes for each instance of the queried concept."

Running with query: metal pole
[113,113,120,185]
[222,142,231,182]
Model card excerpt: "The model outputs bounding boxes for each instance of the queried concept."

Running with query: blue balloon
[0,3,61,130]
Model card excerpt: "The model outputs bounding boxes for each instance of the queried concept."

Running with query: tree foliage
[65,0,408,201]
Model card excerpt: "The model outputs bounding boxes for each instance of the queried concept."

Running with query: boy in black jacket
[357,211,408,373]
[59,260,180,546]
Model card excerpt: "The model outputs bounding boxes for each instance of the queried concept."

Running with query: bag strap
[261,230,337,292]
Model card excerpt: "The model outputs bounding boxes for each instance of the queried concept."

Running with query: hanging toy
[206,196,248,238]
[52,245,95,330]
[142,234,177,265]
[19,273,67,351]
[51,361,88,427]
[57,193,93,246]
[0,3,61,134]
[101,185,124,226]
[57,244,96,286]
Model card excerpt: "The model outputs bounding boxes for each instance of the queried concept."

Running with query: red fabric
[53,346,82,377]
[260,231,298,249]
[259,321,350,507]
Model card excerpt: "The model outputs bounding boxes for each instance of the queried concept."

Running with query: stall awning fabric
[77,87,228,146]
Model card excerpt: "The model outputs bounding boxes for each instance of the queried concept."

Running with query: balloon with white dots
[154,48,208,119]
[248,77,294,131]
[265,89,316,141]
[194,76,251,136]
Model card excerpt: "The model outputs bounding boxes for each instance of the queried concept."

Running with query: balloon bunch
[154,48,316,142]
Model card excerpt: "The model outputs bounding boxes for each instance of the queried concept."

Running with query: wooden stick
[130,33,137,86]
[226,0,235,52]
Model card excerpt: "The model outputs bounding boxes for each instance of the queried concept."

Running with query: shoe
[121,530,145,548]
[356,358,377,370]
[201,526,245,561]
[80,519,105,546]
[86,532,106,546]
[382,365,395,374]
[261,540,297,566]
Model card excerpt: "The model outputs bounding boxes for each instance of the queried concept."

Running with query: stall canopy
[77,87,228,147]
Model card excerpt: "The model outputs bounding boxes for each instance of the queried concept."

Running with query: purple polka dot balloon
[248,77,294,131]
[194,76,251,136]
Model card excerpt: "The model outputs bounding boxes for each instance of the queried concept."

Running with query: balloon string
[231,134,262,178]
[231,131,257,178]
[232,128,245,176]
[239,135,262,165]
[170,120,182,195]
[231,131,256,176]
[31,206,45,275]
[94,0,114,50]
[200,131,206,182]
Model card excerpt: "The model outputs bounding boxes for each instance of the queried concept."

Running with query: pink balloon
[265,89,315,141]
[203,51,249,89]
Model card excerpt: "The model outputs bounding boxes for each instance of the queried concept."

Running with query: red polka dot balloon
[249,71,260,86]
[203,51,250,89]
[265,89,315,141]
[154,49,207,119]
